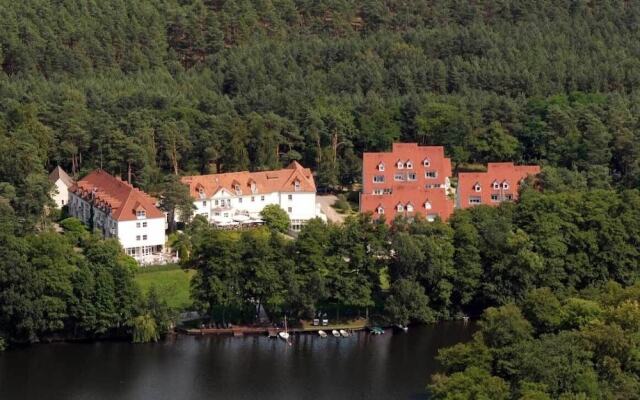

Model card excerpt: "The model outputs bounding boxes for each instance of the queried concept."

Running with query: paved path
[316,194,346,224]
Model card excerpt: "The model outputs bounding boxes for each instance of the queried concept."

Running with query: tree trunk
[127,162,132,184]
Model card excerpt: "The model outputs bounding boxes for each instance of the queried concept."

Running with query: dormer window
[423,158,431,167]
[136,210,146,219]
[396,203,404,212]
[397,160,404,169]
[251,183,256,193]
[405,160,413,169]
[377,206,385,215]
[406,203,414,213]
[473,183,481,192]
[377,162,385,172]
[234,184,241,195]
[492,180,500,190]
[424,201,432,210]
[502,181,510,190]
[294,180,301,192]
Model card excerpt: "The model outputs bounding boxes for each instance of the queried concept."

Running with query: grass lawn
[135,264,196,311]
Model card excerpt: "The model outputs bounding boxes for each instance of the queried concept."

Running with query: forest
[429,282,640,399]
[1,1,640,394]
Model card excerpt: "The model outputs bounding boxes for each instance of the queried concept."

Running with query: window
[377,207,384,215]
[251,196,255,202]
[473,184,481,192]
[377,162,385,171]
[396,203,404,212]
[406,161,413,169]
[136,222,141,228]
[406,204,414,212]
[215,200,219,206]
[261,195,265,201]
[373,175,385,183]
[136,210,146,218]
[424,201,432,210]
[425,171,437,179]
[143,222,147,228]
[288,194,293,200]
[294,180,301,191]
[423,158,431,167]
[287,207,292,213]
[198,187,205,198]
[383,188,393,194]
[491,194,499,202]
[492,181,500,190]
[373,189,384,195]
[394,173,405,181]
[142,235,147,240]
[505,194,513,200]
[425,184,441,189]
[136,235,141,241]
[250,182,256,193]
[234,184,241,195]
[469,196,481,204]
[238,198,243,203]
[502,181,510,190]
[397,161,404,169]
[407,172,417,181]
[202,201,207,207]
[61,200,65,205]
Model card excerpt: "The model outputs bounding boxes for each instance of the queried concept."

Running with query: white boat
[279,317,290,341]
[339,329,350,337]
[278,331,290,340]
[332,330,341,337]
[318,330,328,338]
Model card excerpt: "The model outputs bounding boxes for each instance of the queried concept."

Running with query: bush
[333,194,351,214]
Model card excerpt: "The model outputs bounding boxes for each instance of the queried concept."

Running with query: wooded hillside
[2,1,640,231]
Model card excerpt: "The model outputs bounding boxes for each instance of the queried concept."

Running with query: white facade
[68,191,166,264]
[191,188,319,231]
[51,178,70,208]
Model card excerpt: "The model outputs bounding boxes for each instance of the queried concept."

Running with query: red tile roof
[71,170,164,221]
[181,161,316,199]
[361,187,454,222]
[457,162,540,209]
[361,143,454,222]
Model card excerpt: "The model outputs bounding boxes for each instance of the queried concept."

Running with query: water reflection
[0,322,475,400]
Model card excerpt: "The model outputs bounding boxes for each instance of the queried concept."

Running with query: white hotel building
[181,161,321,231]
[68,170,166,264]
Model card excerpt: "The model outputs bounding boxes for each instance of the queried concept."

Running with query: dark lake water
[0,321,474,400]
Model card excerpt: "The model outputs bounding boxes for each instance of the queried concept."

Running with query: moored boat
[339,329,350,337]
[318,330,328,338]
[332,329,341,337]
[278,331,290,340]
[369,327,384,335]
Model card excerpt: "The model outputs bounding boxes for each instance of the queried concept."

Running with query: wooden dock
[181,320,368,337]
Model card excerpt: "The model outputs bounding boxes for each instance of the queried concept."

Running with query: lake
[0,321,474,400]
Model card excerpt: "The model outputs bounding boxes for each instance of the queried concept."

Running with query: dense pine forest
[2,1,640,393]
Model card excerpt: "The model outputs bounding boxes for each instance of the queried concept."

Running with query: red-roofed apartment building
[68,170,167,264]
[457,162,540,209]
[181,161,321,231]
[360,143,454,222]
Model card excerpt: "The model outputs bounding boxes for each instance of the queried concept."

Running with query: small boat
[279,317,290,341]
[393,324,409,332]
[339,329,350,337]
[332,329,341,337]
[318,330,328,338]
[370,327,384,335]
[278,331,290,340]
